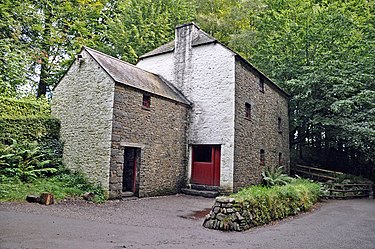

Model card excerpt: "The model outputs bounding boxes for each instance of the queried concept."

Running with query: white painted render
[137,52,175,84]
[137,43,236,191]
[189,44,236,191]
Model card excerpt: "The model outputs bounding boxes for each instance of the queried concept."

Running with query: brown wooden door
[191,145,220,186]
[123,147,138,193]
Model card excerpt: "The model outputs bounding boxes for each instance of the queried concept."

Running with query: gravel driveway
[1,195,374,249]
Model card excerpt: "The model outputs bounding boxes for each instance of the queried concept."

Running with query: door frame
[123,146,141,194]
[190,144,221,186]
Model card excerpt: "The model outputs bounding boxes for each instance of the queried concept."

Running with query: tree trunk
[36,4,52,98]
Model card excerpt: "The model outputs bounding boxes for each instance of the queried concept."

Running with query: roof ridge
[82,46,190,105]
[196,29,217,42]
[83,46,159,77]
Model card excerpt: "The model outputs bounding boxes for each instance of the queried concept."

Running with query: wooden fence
[291,164,373,199]
[291,164,343,181]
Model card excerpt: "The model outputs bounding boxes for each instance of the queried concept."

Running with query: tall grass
[232,179,321,226]
[0,170,105,203]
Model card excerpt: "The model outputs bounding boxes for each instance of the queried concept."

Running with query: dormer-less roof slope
[84,47,190,105]
[138,23,289,98]
[140,28,217,59]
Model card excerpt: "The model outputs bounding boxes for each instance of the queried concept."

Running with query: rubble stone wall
[233,59,290,191]
[52,50,114,190]
[109,83,190,198]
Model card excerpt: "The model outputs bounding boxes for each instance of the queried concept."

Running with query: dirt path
[1,195,374,249]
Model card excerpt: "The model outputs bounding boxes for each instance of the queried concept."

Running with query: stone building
[52,23,289,199]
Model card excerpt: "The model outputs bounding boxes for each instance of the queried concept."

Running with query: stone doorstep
[122,191,135,198]
[181,188,219,198]
[189,184,220,192]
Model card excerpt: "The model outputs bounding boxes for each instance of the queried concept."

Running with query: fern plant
[1,140,57,182]
[262,166,293,187]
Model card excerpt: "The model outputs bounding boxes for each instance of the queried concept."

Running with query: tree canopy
[1,0,374,176]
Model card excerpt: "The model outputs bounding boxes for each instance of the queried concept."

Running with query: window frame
[278,117,282,133]
[259,78,265,93]
[142,94,151,109]
[260,149,265,166]
[245,102,251,120]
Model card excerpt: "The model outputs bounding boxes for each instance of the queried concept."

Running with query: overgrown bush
[0,97,105,203]
[0,169,105,203]
[0,116,60,144]
[232,179,321,226]
[0,140,60,182]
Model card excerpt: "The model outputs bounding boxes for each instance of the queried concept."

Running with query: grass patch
[0,170,105,203]
[232,179,321,226]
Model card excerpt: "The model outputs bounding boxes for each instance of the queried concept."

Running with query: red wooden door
[191,145,220,186]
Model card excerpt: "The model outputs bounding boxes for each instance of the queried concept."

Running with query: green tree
[0,0,107,97]
[239,0,375,165]
[97,0,195,63]
[0,1,34,97]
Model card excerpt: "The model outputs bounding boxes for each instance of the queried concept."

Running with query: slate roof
[139,28,217,59]
[138,23,289,98]
[84,47,190,105]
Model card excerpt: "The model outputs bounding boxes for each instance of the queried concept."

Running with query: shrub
[0,140,59,182]
[261,166,293,186]
[0,169,105,203]
[232,179,321,226]
[0,116,60,145]
[0,96,50,118]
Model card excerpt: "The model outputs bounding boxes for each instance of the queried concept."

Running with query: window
[259,78,265,93]
[278,152,283,166]
[260,149,265,166]
[142,94,151,108]
[193,146,212,162]
[245,102,251,119]
[278,117,282,132]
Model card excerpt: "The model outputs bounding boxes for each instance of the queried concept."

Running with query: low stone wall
[203,197,250,231]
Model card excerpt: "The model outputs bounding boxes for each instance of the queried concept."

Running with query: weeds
[0,170,105,203]
[0,141,105,203]
[0,140,58,182]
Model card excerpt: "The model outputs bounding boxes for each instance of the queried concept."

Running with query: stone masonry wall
[109,83,189,198]
[203,197,246,231]
[233,59,290,191]
[51,50,114,190]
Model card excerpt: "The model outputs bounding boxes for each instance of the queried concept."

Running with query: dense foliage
[261,166,293,187]
[232,179,321,226]
[0,97,104,202]
[1,0,374,176]
[0,169,105,202]
[0,97,51,118]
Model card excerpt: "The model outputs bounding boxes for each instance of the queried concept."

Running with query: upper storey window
[260,149,265,166]
[245,102,251,120]
[142,94,151,108]
[259,78,265,93]
[278,117,282,133]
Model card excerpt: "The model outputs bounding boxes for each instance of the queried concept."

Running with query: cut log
[83,192,95,201]
[39,192,54,205]
[26,195,40,203]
